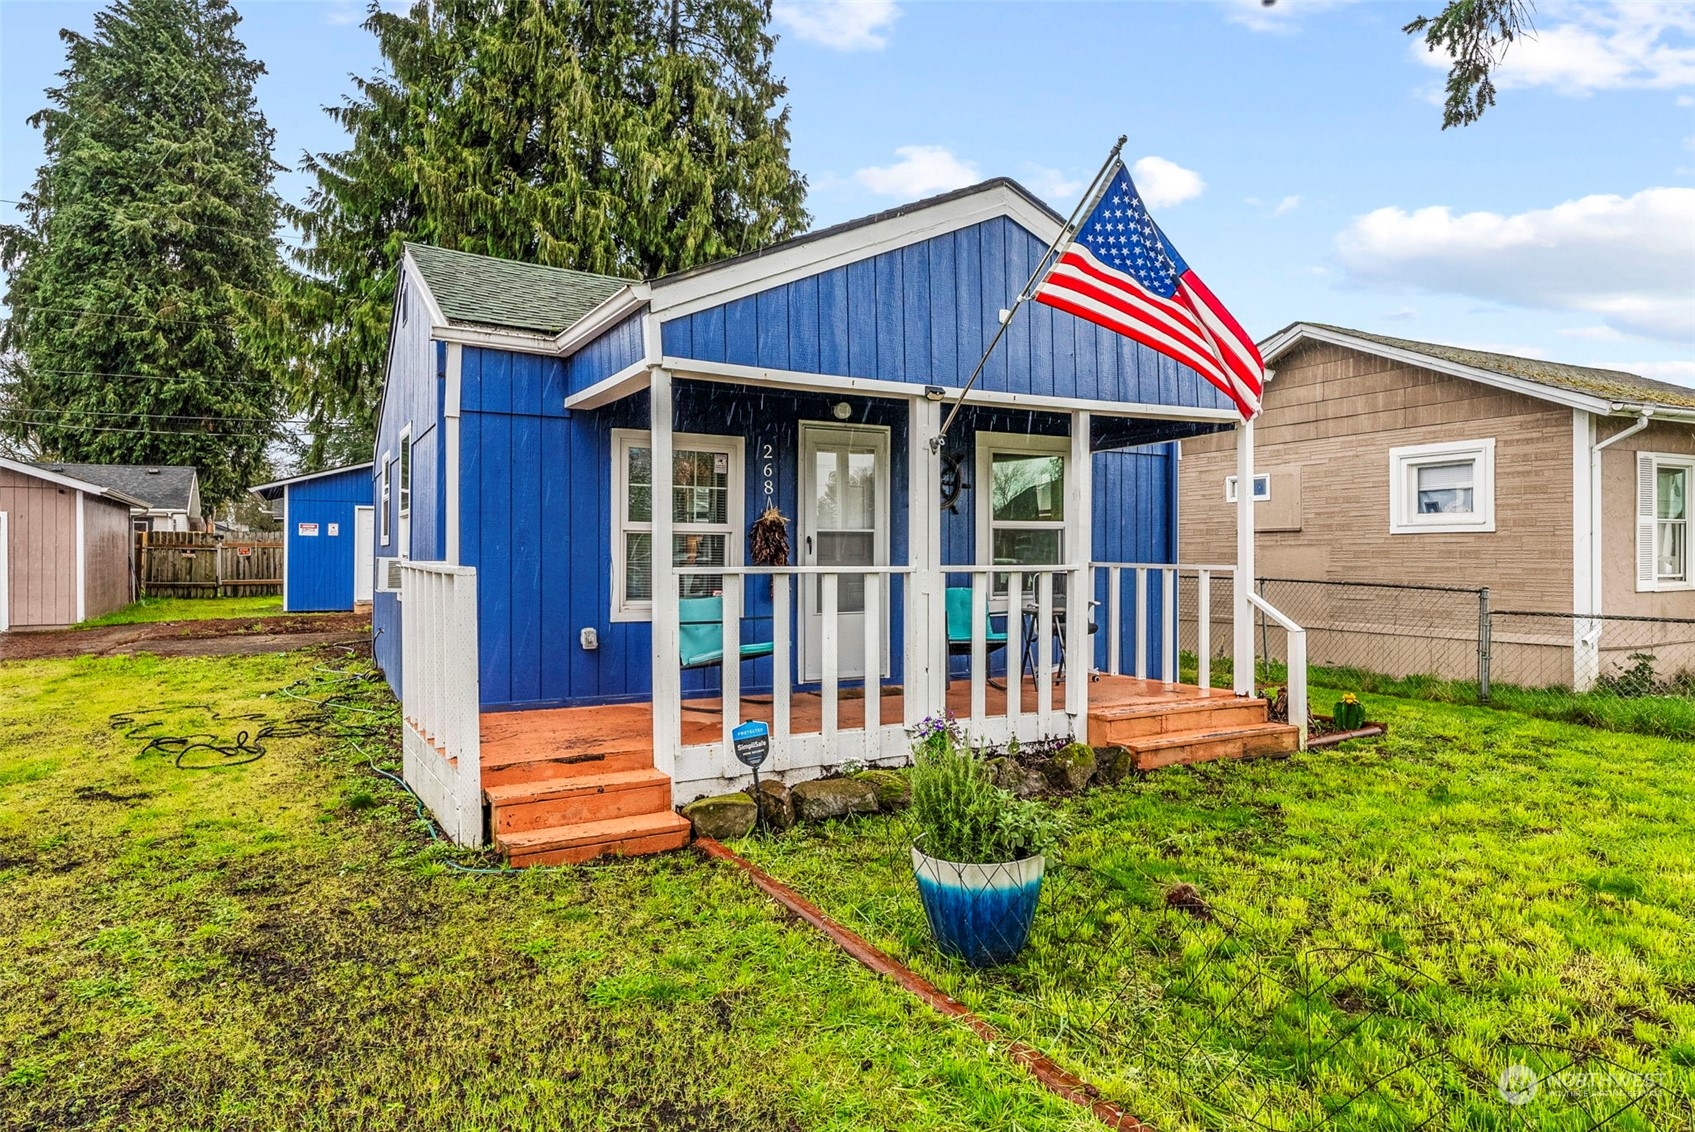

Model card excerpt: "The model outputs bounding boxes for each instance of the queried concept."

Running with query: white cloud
[1273,194,1302,216]
[1336,187,1695,343]
[1558,325,1626,340]
[1384,306,1417,322]
[854,146,979,198]
[1130,156,1205,209]
[1020,164,1085,205]
[1410,1,1695,95]
[1679,94,1695,107]
[1227,0,1356,35]
[773,1,898,50]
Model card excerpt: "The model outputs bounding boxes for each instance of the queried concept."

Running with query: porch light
[832,401,853,421]
[924,386,946,402]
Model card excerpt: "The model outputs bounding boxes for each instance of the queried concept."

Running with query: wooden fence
[135,531,282,598]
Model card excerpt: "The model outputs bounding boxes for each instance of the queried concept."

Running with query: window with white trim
[1224,473,1271,503]
[976,432,1069,598]
[1637,453,1695,591]
[398,427,412,557]
[1388,439,1495,534]
[612,430,743,619]
[379,452,391,546]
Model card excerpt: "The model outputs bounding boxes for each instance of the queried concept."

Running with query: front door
[799,423,889,682]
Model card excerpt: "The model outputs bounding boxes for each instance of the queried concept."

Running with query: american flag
[1032,162,1264,419]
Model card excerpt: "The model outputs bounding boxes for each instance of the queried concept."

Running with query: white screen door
[353,506,375,603]
[799,424,889,682]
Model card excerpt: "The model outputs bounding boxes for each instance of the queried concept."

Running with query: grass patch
[1193,652,1695,743]
[738,691,1695,1131]
[0,651,1092,1131]
[78,595,285,627]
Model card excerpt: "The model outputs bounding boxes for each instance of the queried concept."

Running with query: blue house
[251,463,375,612]
[373,179,1293,863]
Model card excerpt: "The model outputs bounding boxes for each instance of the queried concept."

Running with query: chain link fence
[1176,576,1695,703]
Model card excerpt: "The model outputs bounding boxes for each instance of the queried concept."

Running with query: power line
[0,406,305,424]
[0,363,302,389]
[0,413,296,438]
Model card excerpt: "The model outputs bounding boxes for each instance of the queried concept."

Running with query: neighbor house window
[1388,439,1495,534]
[1637,453,1695,592]
[379,452,391,546]
[976,432,1069,599]
[612,430,744,619]
[1224,473,1271,503]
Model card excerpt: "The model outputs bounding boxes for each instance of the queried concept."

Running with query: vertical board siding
[658,217,1236,414]
[459,364,913,711]
[373,268,446,692]
[283,466,375,612]
[81,495,134,619]
[0,467,81,627]
[566,312,644,396]
[1092,443,1180,676]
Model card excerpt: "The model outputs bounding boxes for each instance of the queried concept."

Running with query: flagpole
[931,134,1129,453]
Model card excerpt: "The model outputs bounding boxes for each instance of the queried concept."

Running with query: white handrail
[949,564,1084,743]
[1092,562,1237,690]
[1247,590,1307,750]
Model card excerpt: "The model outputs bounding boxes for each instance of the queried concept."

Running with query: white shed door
[353,506,375,603]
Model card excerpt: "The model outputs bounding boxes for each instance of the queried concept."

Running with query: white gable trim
[251,462,375,496]
[1260,324,1631,416]
[0,456,146,507]
[648,183,1064,321]
[402,249,449,330]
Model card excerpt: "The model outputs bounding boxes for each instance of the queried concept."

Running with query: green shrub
[906,717,1058,864]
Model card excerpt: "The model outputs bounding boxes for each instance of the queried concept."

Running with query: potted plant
[906,715,1059,967]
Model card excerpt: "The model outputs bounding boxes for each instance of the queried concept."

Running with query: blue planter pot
[911,841,1045,967]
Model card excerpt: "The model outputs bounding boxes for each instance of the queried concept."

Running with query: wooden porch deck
[474,675,1298,866]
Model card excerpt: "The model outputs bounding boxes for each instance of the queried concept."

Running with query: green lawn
[0,653,1091,1132]
[739,688,1695,1131]
[78,595,285,627]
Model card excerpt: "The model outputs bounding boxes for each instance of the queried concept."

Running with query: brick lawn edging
[693,836,1151,1132]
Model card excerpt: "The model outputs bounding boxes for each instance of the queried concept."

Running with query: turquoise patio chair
[945,586,1008,684]
[679,596,775,670]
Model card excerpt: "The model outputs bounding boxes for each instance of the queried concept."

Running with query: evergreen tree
[288,0,808,460]
[0,0,284,508]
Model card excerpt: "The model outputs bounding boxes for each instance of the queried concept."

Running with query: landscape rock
[856,769,910,810]
[744,778,795,831]
[681,793,757,840]
[1093,745,1136,785]
[1040,743,1097,792]
[984,756,1046,798]
[791,777,880,822]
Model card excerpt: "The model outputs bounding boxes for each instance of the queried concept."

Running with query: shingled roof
[404,243,629,335]
[1266,323,1695,412]
[32,463,197,512]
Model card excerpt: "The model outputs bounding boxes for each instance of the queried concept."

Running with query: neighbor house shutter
[1638,453,1658,590]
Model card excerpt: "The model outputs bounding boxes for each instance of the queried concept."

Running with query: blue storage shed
[251,463,375,612]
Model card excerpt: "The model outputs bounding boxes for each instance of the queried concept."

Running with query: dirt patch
[0,612,369,660]
[71,785,154,805]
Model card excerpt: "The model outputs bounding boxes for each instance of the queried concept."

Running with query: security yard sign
[732,720,770,769]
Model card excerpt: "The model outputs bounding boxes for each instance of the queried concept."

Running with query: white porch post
[1065,411,1091,727]
[1233,417,1256,695]
[650,367,680,778]
[906,397,945,729]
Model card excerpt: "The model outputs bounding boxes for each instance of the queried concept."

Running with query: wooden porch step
[497,811,694,868]
[485,768,673,836]
[1119,722,1301,771]
[1088,696,1270,745]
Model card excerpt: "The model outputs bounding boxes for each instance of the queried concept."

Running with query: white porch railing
[670,565,915,794]
[1092,562,1235,690]
[951,566,1085,747]
[400,562,483,845]
[1248,590,1308,750]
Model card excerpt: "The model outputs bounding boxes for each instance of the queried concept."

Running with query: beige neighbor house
[1178,323,1695,690]
[0,457,143,630]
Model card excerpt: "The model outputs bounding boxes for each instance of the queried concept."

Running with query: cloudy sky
[3,0,1692,382]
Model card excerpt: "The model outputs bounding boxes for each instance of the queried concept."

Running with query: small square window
[1389,439,1495,534]
[1224,473,1271,503]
